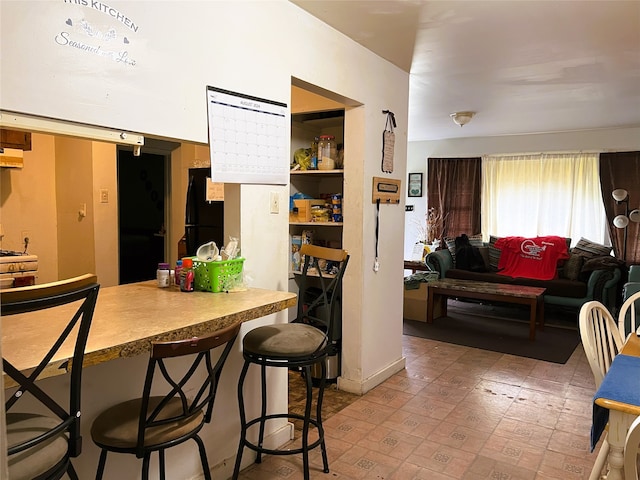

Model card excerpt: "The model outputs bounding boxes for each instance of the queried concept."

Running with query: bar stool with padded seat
[2,274,100,480]
[232,244,349,480]
[90,322,240,480]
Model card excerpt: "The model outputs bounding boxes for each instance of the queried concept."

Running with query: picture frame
[408,172,423,197]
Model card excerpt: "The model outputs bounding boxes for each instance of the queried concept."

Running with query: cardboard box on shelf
[291,235,302,272]
[293,199,325,222]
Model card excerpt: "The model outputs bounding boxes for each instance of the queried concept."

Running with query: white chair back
[579,301,624,388]
[618,290,640,340]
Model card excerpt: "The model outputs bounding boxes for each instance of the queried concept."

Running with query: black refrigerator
[184,168,224,256]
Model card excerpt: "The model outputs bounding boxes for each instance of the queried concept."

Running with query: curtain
[481,153,605,244]
[599,151,640,264]
[427,157,482,241]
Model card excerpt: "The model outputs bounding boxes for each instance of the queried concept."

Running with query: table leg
[537,296,545,331]
[603,410,636,480]
[426,289,447,324]
[529,299,537,341]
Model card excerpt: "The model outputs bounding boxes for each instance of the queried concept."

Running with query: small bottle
[156,263,170,288]
[174,259,183,286]
[310,136,319,169]
[180,258,195,292]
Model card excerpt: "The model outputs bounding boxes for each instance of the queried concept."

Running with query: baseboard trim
[337,357,406,395]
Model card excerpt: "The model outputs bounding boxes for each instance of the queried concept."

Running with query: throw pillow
[444,234,483,268]
[478,246,490,271]
[444,236,457,266]
[573,237,612,259]
[561,253,584,281]
[488,235,501,271]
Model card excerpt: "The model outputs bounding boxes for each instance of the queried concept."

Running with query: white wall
[404,126,640,259]
[1,1,409,478]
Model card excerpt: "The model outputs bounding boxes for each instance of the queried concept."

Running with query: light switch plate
[270,192,279,214]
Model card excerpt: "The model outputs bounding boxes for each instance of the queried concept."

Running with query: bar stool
[90,322,240,480]
[232,244,349,480]
[2,274,100,480]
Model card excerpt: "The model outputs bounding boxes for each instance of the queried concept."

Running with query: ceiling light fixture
[450,111,475,127]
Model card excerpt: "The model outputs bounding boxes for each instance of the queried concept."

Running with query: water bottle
[174,259,183,286]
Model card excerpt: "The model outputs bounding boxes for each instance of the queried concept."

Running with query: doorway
[117,149,167,284]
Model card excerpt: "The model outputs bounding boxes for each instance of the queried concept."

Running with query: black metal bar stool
[2,274,100,480]
[90,322,240,480]
[232,244,349,480]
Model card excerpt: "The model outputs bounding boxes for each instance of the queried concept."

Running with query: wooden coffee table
[426,278,546,340]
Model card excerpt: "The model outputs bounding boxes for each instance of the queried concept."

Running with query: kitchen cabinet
[1,129,31,151]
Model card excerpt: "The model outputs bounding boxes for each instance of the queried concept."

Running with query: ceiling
[290,1,640,142]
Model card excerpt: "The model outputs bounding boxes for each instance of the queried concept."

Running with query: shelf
[290,169,343,175]
[292,269,337,278]
[289,222,343,227]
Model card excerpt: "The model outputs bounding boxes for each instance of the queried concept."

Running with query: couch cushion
[488,235,501,271]
[445,269,587,298]
[573,237,612,259]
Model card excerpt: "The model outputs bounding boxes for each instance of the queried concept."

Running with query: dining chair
[624,415,640,480]
[233,244,349,480]
[579,300,625,480]
[1,273,100,480]
[90,321,241,480]
[618,290,640,340]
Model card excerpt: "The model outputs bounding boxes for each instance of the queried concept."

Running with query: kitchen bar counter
[2,280,297,382]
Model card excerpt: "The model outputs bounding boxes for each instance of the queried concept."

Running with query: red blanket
[495,236,569,280]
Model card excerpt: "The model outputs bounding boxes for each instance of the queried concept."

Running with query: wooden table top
[404,260,430,272]
[2,281,297,383]
[427,278,546,299]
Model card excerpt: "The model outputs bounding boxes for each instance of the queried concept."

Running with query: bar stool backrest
[134,321,241,458]
[1,273,100,477]
[296,244,349,346]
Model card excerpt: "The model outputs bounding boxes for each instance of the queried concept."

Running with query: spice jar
[317,135,336,170]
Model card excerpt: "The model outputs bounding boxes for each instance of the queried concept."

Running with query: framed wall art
[408,172,423,197]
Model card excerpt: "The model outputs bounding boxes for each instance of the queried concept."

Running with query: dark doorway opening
[117,150,167,284]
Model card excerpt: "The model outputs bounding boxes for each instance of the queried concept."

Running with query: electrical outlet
[270,191,279,214]
[100,189,109,203]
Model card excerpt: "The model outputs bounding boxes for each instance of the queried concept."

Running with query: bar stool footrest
[242,413,324,456]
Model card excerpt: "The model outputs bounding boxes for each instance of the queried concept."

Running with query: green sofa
[425,247,621,312]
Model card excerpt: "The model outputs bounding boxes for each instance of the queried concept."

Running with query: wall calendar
[206,86,288,185]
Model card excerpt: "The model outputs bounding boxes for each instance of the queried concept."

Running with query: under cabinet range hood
[0,251,38,288]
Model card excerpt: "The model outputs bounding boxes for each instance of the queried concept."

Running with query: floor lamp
[612,188,640,261]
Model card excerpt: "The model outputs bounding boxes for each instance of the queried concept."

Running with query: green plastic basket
[193,258,244,292]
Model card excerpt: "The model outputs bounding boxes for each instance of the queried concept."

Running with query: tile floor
[236,334,604,479]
